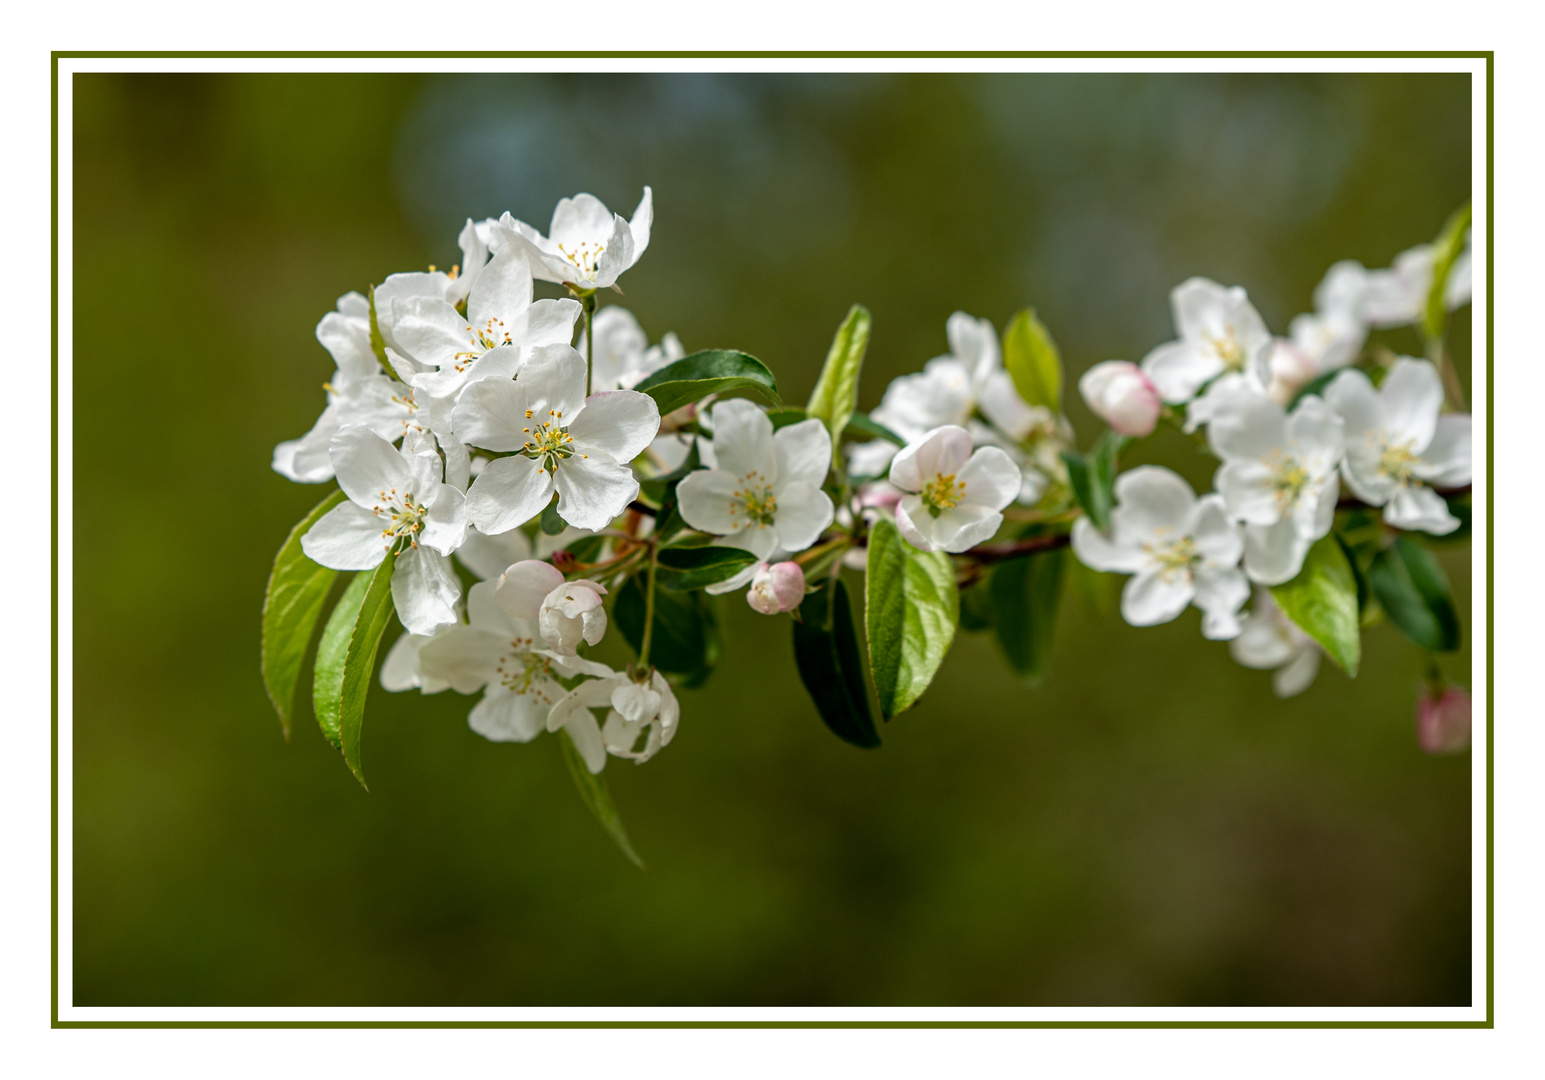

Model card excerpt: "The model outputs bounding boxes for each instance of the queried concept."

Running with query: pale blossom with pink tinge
[747,561,805,614]
[1078,361,1161,437]
[1416,685,1471,755]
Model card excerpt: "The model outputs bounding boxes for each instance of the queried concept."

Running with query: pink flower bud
[1078,361,1161,437]
[747,561,806,615]
[1416,685,1471,755]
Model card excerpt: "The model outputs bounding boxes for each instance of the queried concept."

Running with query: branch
[958,531,1072,566]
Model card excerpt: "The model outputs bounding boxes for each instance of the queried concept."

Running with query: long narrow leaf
[338,556,398,790]
[805,304,872,447]
[262,487,346,737]
[312,571,371,750]
[559,730,646,870]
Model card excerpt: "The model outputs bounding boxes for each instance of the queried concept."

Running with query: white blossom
[1071,465,1248,639]
[1229,588,1321,698]
[1141,277,1272,408]
[495,560,609,656]
[889,425,1021,554]
[497,188,653,292]
[546,665,680,774]
[1323,359,1470,534]
[413,581,585,742]
[379,632,450,695]
[1207,386,1345,585]
[389,248,582,401]
[676,400,835,559]
[300,425,468,635]
[453,345,661,532]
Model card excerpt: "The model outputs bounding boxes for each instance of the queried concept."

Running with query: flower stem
[1426,336,1468,412]
[582,292,598,397]
[638,542,658,667]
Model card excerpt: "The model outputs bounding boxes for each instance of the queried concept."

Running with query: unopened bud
[1079,361,1161,437]
[1416,685,1471,755]
[747,561,806,615]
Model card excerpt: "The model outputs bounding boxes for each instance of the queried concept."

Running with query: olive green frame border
[51,50,1495,1032]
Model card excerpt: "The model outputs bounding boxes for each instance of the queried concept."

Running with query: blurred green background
[72,72,1473,1006]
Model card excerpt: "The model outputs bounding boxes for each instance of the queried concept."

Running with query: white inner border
[53,53,1490,1025]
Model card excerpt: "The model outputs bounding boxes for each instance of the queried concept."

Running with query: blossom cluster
[263,189,1474,864]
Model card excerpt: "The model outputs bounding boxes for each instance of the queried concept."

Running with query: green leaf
[1063,431,1125,530]
[1288,369,1341,409]
[558,729,645,870]
[990,530,1067,685]
[312,571,371,751]
[792,579,880,749]
[1002,308,1063,410]
[1368,536,1461,652]
[633,349,780,416]
[366,285,392,373]
[262,488,347,738]
[655,545,759,592]
[615,575,721,687]
[1422,202,1472,341]
[540,496,565,535]
[846,411,904,446]
[336,555,398,790]
[864,516,958,719]
[1334,533,1370,615]
[1270,535,1361,676]
[1067,557,1118,617]
[805,304,872,447]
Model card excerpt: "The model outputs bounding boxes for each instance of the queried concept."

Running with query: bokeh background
[72,71,1473,1006]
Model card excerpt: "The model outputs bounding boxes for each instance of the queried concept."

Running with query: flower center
[521,409,576,473]
[455,318,511,370]
[372,487,430,551]
[1144,535,1200,581]
[734,477,778,528]
[493,641,555,701]
[1209,328,1245,371]
[920,472,966,516]
[1272,457,1310,511]
[1378,438,1418,486]
[557,240,605,277]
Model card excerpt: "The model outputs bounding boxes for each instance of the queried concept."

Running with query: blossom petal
[1231,613,1298,669]
[676,468,744,535]
[568,390,661,464]
[301,501,389,571]
[316,311,379,381]
[889,425,972,493]
[627,186,653,262]
[465,455,554,534]
[417,625,507,694]
[1190,494,1245,566]
[418,484,467,555]
[1322,368,1383,439]
[770,482,834,554]
[957,446,1022,513]
[468,248,534,331]
[1285,394,1346,462]
[1414,414,1472,489]
[1193,565,1250,621]
[468,684,549,743]
[1274,649,1321,698]
[1386,485,1459,535]
[1110,466,1195,536]
[1208,389,1287,462]
[380,632,449,694]
[1071,517,1146,574]
[978,370,1039,442]
[330,425,412,508]
[772,419,833,488]
[553,453,638,531]
[392,548,462,635]
[1380,358,1443,452]
[933,504,1003,553]
[1121,570,1193,627]
[496,560,565,619]
[390,298,468,370]
[709,399,777,480]
[515,344,588,423]
[1141,341,1219,403]
[1242,518,1309,585]
[1215,459,1280,527]
[451,377,533,453]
